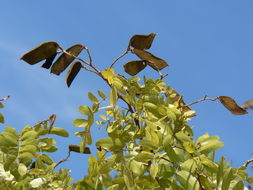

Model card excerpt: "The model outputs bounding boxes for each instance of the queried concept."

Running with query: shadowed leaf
[129,33,156,50]
[164,88,196,117]
[218,96,248,115]
[41,53,57,69]
[20,41,59,65]
[69,145,91,154]
[124,60,147,76]
[66,61,82,87]
[51,44,84,75]
[133,49,168,71]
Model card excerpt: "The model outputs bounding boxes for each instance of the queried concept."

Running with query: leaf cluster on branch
[0,33,252,189]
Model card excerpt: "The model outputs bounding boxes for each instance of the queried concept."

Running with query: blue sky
[0,1,253,181]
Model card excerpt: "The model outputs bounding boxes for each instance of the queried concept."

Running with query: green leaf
[107,184,119,190]
[20,41,59,65]
[176,131,192,142]
[180,159,198,173]
[198,174,213,190]
[18,163,27,176]
[20,145,37,155]
[96,138,125,151]
[221,167,234,190]
[88,92,99,104]
[0,112,4,123]
[49,127,69,137]
[21,131,37,140]
[40,154,53,165]
[199,139,224,154]
[79,105,92,115]
[232,181,244,190]
[183,142,195,153]
[0,132,18,146]
[150,163,159,179]
[201,157,218,173]
[51,44,84,75]
[129,160,146,176]
[98,90,106,100]
[73,118,88,127]
[101,68,115,85]
[134,152,153,163]
[177,170,199,190]
[66,61,82,87]
[18,152,33,165]
[165,144,180,164]
[110,86,117,106]
[30,178,44,188]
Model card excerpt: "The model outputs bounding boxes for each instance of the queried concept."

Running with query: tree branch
[54,150,71,169]
[0,96,10,101]
[243,158,253,168]
[110,49,129,68]
[185,95,219,107]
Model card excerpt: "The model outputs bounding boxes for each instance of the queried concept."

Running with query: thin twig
[110,49,129,68]
[84,47,93,65]
[243,158,253,168]
[185,95,219,107]
[0,96,10,101]
[54,151,71,169]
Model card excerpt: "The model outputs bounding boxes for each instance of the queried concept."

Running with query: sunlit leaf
[79,105,92,115]
[20,41,59,65]
[88,92,99,104]
[221,167,234,190]
[66,61,82,87]
[218,96,248,115]
[73,118,88,127]
[150,163,159,179]
[98,90,106,100]
[124,60,147,76]
[177,170,199,190]
[101,68,114,85]
[18,163,27,176]
[110,86,117,106]
[30,178,44,188]
[49,127,69,137]
[129,33,156,50]
[134,152,153,163]
[133,49,168,71]
[51,44,84,75]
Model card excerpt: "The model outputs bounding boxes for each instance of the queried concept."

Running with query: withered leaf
[20,41,59,65]
[48,114,56,133]
[51,44,84,75]
[66,61,82,87]
[69,145,91,154]
[41,53,57,69]
[218,96,248,115]
[164,88,196,117]
[129,33,156,50]
[133,49,168,71]
[242,100,253,109]
[244,100,253,106]
[124,60,147,76]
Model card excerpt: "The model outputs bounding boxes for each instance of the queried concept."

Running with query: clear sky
[0,1,252,181]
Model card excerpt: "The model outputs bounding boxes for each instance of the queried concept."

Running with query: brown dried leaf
[20,41,59,65]
[164,88,196,117]
[48,114,56,133]
[244,100,253,106]
[124,60,147,76]
[129,33,156,50]
[133,49,168,71]
[51,44,84,75]
[66,61,82,87]
[218,96,248,115]
[41,53,57,69]
[69,145,91,154]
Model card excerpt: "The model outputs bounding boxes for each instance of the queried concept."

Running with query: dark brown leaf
[164,88,196,117]
[20,41,59,65]
[48,114,56,133]
[133,49,168,71]
[41,53,57,69]
[129,33,156,50]
[66,61,82,87]
[218,96,248,115]
[69,145,91,154]
[124,60,147,76]
[51,44,84,75]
